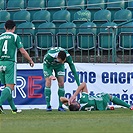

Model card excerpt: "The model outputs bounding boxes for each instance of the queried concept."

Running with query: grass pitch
[0,108,133,133]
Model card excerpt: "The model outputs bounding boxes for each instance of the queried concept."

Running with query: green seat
[66,0,85,21]
[86,0,106,21]
[113,9,132,24]
[106,0,125,21]
[17,22,35,50]
[35,22,56,50]
[127,1,133,11]
[93,9,111,33]
[47,0,66,20]
[119,22,133,50]
[26,0,46,20]
[0,10,10,23]
[0,0,5,10]
[77,22,97,50]
[32,10,51,29]
[72,10,91,28]
[13,10,31,26]
[98,22,118,50]
[52,10,70,30]
[0,23,5,34]
[56,22,76,50]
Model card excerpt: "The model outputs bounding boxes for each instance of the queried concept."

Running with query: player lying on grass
[60,82,133,111]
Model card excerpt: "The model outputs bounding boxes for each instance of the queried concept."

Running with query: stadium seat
[16,22,35,50]
[119,22,133,50]
[6,0,25,19]
[98,22,118,50]
[0,23,5,34]
[35,22,56,50]
[0,10,10,23]
[92,9,111,33]
[127,1,133,14]
[113,9,132,24]
[77,22,97,50]
[106,0,125,21]
[32,10,51,29]
[86,0,106,21]
[56,22,76,50]
[72,10,91,28]
[26,0,46,20]
[66,0,85,21]
[52,10,71,32]
[47,0,66,20]
[13,10,31,26]
[0,0,5,10]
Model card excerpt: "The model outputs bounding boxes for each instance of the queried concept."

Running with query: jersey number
[2,40,8,54]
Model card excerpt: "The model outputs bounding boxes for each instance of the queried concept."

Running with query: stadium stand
[66,0,86,21]
[16,21,35,50]
[119,21,133,50]
[46,0,66,20]
[13,10,31,26]
[26,0,46,20]
[56,22,76,50]
[127,0,133,14]
[98,22,118,51]
[113,9,132,24]
[86,0,106,21]
[35,22,56,50]
[0,22,5,34]
[72,10,91,28]
[31,10,51,29]
[0,0,6,10]
[0,10,10,23]
[106,0,125,21]
[52,9,71,33]
[77,21,97,50]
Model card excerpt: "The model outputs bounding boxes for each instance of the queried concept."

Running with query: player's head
[69,101,80,111]
[5,20,16,31]
[57,51,66,63]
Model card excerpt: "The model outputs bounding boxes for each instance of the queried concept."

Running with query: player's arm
[66,56,80,86]
[60,97,69,105]
[68,82,88,105]
[19,48,34,67]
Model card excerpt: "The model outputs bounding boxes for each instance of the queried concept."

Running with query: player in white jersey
[0,20,34,114]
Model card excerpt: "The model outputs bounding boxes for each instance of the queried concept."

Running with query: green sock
[7,92,17,111]
[58,88,65,108]
[44,87,51,107]
[112,96,130,108]
[0,87,11,106]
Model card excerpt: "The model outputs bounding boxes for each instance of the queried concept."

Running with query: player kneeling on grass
[60,82,133,111]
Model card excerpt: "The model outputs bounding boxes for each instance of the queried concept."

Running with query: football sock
[7,92,17,111]
[44,87,51,107]
[58,88,65,108]
[0,87,11,106]
[111,96,130,108]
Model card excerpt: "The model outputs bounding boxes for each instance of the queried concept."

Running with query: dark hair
[5,20,16,30]
[69,102,80,111]
[58,51,66,61]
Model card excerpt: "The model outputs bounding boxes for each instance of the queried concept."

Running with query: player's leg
[109,94,131,109]
[43,64,53,111]
[55,65,65,111]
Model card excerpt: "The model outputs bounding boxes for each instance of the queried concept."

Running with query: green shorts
[43,63,65,78]
[0,61,17,85]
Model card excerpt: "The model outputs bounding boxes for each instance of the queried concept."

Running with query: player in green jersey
[43,47,80,111]
[0,20,34,114]
[60,82,133,111]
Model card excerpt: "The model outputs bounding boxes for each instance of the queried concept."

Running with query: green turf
[0,108,133,133]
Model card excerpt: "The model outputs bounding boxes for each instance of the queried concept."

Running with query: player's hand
[68,95,76,105]
[29,60,34,67]
[49,75,56,80]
